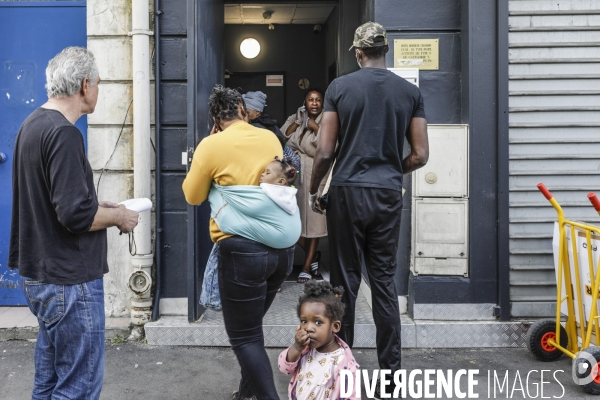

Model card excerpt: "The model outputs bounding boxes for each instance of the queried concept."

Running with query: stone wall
[87,0,155,317]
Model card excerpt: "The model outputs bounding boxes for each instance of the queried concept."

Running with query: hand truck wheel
[526,319,567,361]
[574,347,600,395]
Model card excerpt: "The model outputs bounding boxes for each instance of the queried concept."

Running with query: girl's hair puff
[297,280,345,322]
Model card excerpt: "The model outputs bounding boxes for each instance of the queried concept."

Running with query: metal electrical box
[411,198,469,276]
[414,125,468,198]
[411,124,469,276]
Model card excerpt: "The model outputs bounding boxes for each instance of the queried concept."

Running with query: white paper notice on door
[266,75,283,86]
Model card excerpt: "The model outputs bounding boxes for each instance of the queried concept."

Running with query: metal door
[187,0,225,321]
[0,2,87,305]
[508,0,600,317]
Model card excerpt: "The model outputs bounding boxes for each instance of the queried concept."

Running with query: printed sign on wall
[266,75,284,86]
[394,39,439,70]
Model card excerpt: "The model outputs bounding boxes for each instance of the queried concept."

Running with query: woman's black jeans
[218,236,294,400]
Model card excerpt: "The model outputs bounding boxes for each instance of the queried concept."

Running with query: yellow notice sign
[394,39,439,70]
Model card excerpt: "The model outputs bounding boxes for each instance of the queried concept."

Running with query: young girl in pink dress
[278,281,360,400]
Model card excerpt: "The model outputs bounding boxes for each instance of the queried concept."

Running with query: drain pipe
[128,0,154,339]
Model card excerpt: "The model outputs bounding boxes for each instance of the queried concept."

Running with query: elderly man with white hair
[8,46,139,399]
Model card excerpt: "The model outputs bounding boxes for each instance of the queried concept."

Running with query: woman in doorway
[281,88,327,283]
[182,85,293,400]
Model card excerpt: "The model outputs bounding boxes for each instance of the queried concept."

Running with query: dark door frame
[183,1,340,322]
[185,0,225,322]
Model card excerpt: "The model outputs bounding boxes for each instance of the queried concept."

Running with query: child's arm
[278,348,299,375]
[278,326,310,375]
[287,326,309,362]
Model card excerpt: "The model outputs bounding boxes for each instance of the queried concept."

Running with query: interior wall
[324,6,338,81]
[223,24,327,121]
[337,0,360,76]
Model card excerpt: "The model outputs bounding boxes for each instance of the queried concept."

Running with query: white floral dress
[294,347,345,400]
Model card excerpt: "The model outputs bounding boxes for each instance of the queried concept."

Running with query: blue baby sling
[208,183,301,249]
[200,184,300,309]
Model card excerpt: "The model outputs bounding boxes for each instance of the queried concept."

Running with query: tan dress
[281,113,328,238]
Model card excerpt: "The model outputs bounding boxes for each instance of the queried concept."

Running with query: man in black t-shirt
[309,22,429,397]
[9,47,139,399]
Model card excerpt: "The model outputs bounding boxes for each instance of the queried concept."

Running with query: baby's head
[259,157,298,186]
[297,280,345,349]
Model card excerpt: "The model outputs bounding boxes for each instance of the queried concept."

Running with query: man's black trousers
[327,186,403,372]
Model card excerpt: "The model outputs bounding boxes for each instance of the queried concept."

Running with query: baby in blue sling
[200,157,300,310]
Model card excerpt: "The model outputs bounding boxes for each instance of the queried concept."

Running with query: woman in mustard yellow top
[182,85,292,400]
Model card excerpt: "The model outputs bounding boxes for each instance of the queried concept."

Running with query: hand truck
[526,183,600,394]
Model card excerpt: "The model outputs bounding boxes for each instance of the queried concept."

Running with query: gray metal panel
[160,83,187,125]
[415,321,528,348]
[160,212,187,298]
[373,0,461,31]
[146,283,416,348]
[159,38,187,81]
[161,173,187,212]
[145,284,528,348]
[508,1,600,318]
[145,317,529,348]
[157,0,189,304]
[159,0,187,35]
[159,127,187,171]
[412,304,496,321]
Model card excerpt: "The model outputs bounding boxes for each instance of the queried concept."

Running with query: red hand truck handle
[589,192,600,212]
[537,183,553,200]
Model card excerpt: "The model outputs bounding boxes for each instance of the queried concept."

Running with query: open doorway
[224,2,337,125]
[223,2,338,280]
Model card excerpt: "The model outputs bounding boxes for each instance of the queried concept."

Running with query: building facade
[1,1,600,338]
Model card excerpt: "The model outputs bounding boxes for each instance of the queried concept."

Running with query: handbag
[317,161,335,214]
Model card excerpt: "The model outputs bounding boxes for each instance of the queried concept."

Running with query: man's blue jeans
[22,277,105,400]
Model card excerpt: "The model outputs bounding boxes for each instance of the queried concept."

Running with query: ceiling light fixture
[240,38,260,59]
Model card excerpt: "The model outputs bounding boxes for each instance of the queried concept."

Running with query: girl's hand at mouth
[294,325,311,352]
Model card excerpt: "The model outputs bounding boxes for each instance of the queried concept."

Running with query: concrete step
[145,283,530,349]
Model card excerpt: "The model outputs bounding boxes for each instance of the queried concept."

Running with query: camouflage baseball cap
[349,21,388,50]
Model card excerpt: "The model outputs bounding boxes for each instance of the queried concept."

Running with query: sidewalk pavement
[0,340,596,399]
[0,306,131,341]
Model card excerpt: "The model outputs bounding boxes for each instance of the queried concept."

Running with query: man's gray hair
[45,47,99,98]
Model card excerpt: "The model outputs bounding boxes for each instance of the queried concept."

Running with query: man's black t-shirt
[8,108,108,285]
[323,68,426,192]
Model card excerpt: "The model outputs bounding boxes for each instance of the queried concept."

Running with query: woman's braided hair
[297,280,345,322]
[208,84,246,123]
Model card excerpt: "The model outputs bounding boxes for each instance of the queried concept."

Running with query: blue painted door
[0,2,87,305]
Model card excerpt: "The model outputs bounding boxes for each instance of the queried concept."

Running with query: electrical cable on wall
[95,99,133,195]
